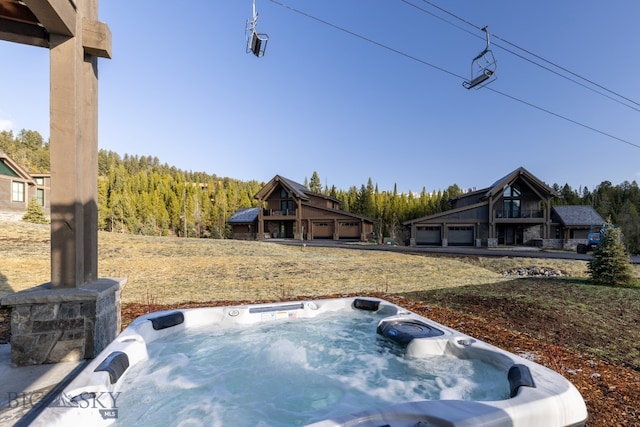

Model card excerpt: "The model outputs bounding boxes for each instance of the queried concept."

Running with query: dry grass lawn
[1,220,591,304]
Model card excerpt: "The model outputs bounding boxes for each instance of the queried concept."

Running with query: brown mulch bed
[2,294,639,426]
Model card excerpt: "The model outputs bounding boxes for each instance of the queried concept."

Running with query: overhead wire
[266,0,640,150]
[267,0,463,81]
[486,87,640,150]
[405,0,640,112]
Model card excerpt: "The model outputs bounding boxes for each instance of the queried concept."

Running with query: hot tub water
[114,311,509,426]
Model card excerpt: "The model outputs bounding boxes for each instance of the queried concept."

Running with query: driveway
[272,239,640,264]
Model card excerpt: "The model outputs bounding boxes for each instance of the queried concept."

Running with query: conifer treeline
[1,129,639,252]
[95,153,463,239]
[0,130,50,172]
[96,150,263,237]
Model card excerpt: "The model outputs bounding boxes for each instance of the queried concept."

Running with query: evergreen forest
[2,129,639,253]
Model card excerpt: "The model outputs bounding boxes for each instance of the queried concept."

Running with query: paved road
[273,239,640,264]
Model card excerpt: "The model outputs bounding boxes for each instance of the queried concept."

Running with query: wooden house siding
[230,224,256,240]
[301,204,340,218]
[0,177,29,218]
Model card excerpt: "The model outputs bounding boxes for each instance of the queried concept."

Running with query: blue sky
[1,1,639,194]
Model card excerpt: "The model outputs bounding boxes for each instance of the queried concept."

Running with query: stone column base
[1,278,126,367]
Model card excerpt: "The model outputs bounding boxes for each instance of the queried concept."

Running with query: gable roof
[552,205,605,227]
[448,166,558,206]
[254,175,341,204]
[484,166,558,199]
[278,176,311,200]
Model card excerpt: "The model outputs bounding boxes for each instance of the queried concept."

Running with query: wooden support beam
[0,17,48,47]
[82,18,111,59]
[23,0,75,37]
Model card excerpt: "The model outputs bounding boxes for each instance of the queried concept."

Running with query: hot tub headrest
[353,298,380,311]
[94,351,130,385]
[377,318,445,345]
[508,364,536,398]
[149,311,185,330]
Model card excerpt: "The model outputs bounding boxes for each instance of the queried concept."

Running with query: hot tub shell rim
[30,296,588,427]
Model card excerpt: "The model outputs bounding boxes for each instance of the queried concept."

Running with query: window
[12,181,25,202]
[502,184,521,218]
[280,200,294,214]
[503,184,521,198]
[37,188,45,206]
[35,177,44,186]
[503,200,521,218]
[280,188,289,198]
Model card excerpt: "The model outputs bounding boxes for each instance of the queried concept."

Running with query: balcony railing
[496,209,543,219]
[263,209,297,217]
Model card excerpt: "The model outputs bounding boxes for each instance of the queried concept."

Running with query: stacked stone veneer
[1,278,126,366]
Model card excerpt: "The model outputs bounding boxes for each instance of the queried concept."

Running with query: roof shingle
[552,205,605,227]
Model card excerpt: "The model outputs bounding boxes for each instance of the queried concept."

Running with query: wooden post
[0,1,121,366]
[49,0,110,288]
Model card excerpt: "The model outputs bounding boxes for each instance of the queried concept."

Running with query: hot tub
[32,297,587,426]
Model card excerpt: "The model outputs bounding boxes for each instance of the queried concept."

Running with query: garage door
[339,221,360,239]
[448,226,474,246]
[416,226,441,245]
[312,221,333,239]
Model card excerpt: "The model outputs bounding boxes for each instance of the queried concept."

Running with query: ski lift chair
[246,0,269,57]
[248,29,269,57]
[463,27,497,89]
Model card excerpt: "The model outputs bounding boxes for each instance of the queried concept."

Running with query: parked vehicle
[577,224,610,254]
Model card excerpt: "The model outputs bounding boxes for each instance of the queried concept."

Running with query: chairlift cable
[492,40,640,113]
[486,87,640,150]
[401,0,625,99]
[492,35,640,109]
[408,0,640,111]
[398,0,479,37]
[267,0,462,80]
[267,0,640,151]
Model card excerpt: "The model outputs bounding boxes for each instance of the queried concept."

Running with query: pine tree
[309,171,322,193]
[22,198,49,224]
[588,225,634,287]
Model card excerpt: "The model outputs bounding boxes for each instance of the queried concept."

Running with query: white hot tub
[31,297,588,427]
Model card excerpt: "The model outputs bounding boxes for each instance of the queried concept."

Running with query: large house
[229,175,375,241]
[0,150,50,221]
[404,167,604,249]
